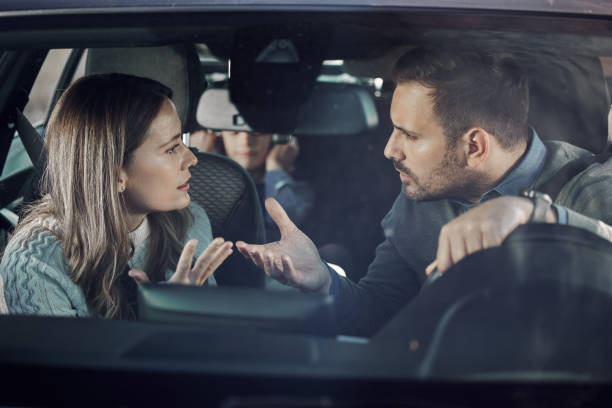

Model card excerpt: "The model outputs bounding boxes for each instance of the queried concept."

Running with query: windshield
[1,5,612,404]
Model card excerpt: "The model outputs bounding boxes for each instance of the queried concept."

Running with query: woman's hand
[129,238,233,285]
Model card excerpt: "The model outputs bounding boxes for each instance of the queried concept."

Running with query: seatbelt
[539,151,612,200]
[13,108,46,203]
[14,107,45,172]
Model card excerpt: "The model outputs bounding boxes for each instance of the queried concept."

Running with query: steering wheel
[375,223,612,378]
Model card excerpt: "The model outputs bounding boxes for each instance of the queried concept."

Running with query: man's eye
[166,144,180,154]
[399,130,416,141]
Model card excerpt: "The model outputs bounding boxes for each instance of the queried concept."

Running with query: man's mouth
[393,161,414,185]
[398,171,411,184]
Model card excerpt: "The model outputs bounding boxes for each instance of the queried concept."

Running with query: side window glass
[23,49,72,126]
[1,49,86,182]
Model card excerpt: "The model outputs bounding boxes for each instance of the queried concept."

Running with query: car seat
[520,53,610,154]
[188,150,266,287]
[85,45,266,287]
[86,45,203,133]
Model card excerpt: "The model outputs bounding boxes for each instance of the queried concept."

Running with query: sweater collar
[128,216,150,256]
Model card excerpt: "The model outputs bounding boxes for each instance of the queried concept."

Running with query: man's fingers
[264,252,284,283]
[425,260,437,276]
[281,255,299,286]
[465,229,483,255]
[235,241,251,259]
[265,198,297,237]
[174,239,198,280]
[482,229,502,250]
[436,234,452,274]
[128,269,150,284]
[236,241,266,267]
[251,250,265,269]
[449,236,468,269]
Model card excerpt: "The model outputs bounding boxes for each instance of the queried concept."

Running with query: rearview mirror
[196,82,378,136]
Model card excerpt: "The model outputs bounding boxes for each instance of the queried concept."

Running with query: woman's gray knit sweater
[0,202,212,316]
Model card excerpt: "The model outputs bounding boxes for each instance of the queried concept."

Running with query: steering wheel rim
[375,224,612,377]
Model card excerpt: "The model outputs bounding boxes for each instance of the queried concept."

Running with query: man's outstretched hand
[236,198,331,293]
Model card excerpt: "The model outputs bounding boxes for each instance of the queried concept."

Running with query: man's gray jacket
[332,136,612,336]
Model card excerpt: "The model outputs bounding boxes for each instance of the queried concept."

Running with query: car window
[24,49,71,126]
[2,50,71,183]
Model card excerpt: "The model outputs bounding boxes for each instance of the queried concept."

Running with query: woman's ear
[118,168,128,192]
[460,128,489,169]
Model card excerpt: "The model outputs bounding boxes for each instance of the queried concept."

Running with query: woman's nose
[183,146,198,169]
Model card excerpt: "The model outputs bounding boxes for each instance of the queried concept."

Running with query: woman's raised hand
[129,238,233,285]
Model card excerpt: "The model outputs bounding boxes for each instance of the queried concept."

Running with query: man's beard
[393,148,483,202]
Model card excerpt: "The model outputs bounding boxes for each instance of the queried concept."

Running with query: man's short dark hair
[392,47,529,149]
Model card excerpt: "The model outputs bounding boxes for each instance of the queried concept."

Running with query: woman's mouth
[177,181,190,191]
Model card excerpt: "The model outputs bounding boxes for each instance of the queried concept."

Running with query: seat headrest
[85,45,203,131]
[522,53,609,153]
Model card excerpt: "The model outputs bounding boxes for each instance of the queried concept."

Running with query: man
[236,47,612,336]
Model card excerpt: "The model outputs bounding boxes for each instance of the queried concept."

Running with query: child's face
[221,130,272,170]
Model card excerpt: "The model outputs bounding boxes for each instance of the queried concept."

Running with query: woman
[0,73,232,319]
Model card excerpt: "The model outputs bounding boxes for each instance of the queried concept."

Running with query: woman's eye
[166,144,180,154]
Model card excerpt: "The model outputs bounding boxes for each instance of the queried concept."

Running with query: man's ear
[460,128,489,169]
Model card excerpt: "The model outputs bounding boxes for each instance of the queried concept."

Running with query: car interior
[2,5,612,406]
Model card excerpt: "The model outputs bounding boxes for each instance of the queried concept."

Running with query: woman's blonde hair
[15,73,192,319]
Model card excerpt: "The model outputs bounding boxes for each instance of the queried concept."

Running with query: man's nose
[384,131,404,161]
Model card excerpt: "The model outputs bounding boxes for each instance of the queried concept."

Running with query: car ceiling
[1,0,612,18]
[0,10,612,60]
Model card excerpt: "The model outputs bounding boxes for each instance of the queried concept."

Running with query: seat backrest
[85,45,204,132]
[189,150,266,287]
[522,53,610,153]
[189,150,265,243]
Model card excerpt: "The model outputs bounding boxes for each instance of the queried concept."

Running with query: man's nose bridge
[384,131,399,158]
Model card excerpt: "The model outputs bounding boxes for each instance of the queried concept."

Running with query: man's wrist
[319,260,334,295]
[520,198,557,223]
[518,189,554,223]
[546,205,558,223]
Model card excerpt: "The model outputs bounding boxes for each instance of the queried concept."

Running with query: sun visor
[197,82,378,136]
